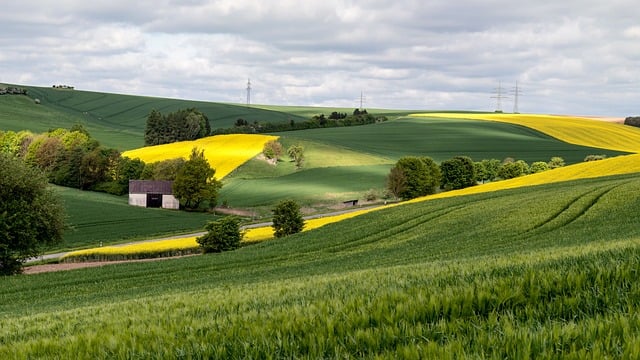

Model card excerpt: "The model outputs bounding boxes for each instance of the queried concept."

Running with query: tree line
[212,109,387,135]
[386,154,607,200]
[0,127,221,211]
[145,108,211,146]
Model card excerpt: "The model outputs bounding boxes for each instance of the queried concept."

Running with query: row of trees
[145,108,211,146]
[0,128,222,211]
[387,155,571,200]
[213,109,387,135]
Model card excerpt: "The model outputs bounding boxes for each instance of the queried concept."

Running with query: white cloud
[0,0,638,115]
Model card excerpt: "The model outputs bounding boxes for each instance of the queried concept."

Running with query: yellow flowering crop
[122,134,279,179]
[412,113,640,153]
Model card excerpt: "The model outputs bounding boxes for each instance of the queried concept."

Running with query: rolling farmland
[4,84,640,357]
[3,173,640,358]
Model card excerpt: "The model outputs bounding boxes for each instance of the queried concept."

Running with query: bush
[196,216,244,253]
[272,200,305,238]
[584,154,607,162]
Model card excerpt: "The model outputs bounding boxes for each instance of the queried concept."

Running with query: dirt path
[24,256,196,275]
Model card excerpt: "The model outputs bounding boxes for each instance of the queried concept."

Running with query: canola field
[122,134,278,179]
[414,113,640,153]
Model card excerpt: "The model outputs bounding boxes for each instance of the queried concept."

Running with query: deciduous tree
[272,200,305,238]
[0,153,65,275]
[197,216,244,253]
[173,148,221,210]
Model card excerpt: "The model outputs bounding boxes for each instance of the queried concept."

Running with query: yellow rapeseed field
[122,134,279,179]
[412,113,640,153]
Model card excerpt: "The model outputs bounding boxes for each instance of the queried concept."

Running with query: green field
[220,117,625,210]
[3,174,640,358]
[54,186,217,252]
[1,85,310,149]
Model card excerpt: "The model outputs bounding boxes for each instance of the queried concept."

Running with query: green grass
[53,186,217,252]
[1,85,310,149]
[3,173,640,358]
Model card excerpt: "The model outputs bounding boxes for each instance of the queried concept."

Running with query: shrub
[272,200,305,238]
[196,216,244,253]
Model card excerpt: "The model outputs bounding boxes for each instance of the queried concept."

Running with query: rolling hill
[3,84,640,357]
[2,173,640,357]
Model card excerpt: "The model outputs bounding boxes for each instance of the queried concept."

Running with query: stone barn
[128,180,180,209]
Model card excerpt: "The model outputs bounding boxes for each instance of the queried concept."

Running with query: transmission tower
[246,78,251,107]
[358,91,366,111]
[511,81,523,113]
[490,81,508,112]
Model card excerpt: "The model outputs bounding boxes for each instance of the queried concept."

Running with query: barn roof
[129,180,174,195]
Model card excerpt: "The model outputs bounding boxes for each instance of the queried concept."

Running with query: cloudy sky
[1,1,638,116]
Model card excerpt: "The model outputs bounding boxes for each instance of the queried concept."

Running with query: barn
[128,180,180,209]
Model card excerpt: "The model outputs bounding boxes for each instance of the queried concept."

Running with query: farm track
[524,183,625,235]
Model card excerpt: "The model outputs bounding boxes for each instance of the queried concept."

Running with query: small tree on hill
[173,147,222,210]
[287,144,305,169]
[197,216,244,253]
[548,156,565,169]
[263,140,284,161]
[272,200,305,238]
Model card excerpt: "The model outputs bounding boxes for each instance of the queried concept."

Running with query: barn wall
[129,194,147,207]
[162,195,180,210]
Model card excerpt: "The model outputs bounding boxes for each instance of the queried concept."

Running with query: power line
[511,81,523,114]
[358,90,366,111]
[490,81,508,112]
[246,78,251,107]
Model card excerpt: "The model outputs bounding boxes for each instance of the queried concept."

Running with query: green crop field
[3,173,640,358]
[1,84,309,149]
[220,117,625,210]
[53,186,217,252]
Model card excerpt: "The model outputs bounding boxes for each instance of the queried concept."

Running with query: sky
[1,1,638,116]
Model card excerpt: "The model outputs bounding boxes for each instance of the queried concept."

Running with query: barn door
[146,193,163,208]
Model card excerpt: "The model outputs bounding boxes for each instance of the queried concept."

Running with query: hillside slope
[2,173,640,357]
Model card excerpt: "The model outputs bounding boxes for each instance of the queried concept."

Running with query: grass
[1,84,309,149]
[3,173,640,357]
[54,186,217,252]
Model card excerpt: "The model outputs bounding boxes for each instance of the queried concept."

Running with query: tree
[479,159,502,183]
[386,166,407,199]
[173,148,222,210]
[0,153,65,275]
[387,156,440,200]
[548,156,565,169]
[498,161,526,179]
[530,161,550,173]
[263,140,284,161]
[287,144,305,169]
[272,200,305,238]
[196,216,244,253]
[440,156,477,190]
